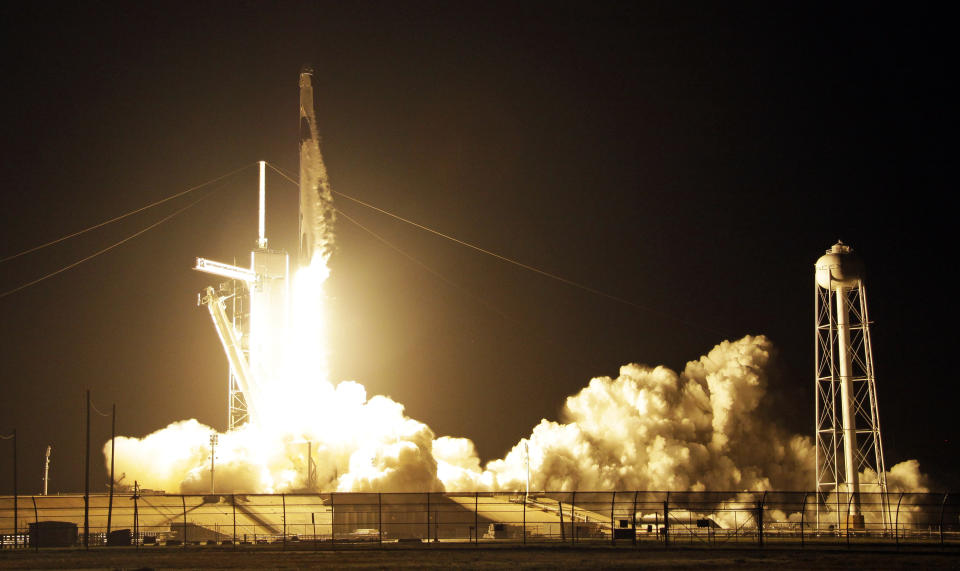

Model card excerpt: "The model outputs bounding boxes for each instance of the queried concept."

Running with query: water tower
[814,241,888,529]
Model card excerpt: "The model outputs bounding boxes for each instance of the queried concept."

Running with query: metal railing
[1,491,956,549]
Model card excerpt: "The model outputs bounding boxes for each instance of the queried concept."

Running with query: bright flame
[257,254,332,432]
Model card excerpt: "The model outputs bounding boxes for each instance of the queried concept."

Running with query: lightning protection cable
[0,193,213,299]
[266,162,720,335]
[0,162,256,264]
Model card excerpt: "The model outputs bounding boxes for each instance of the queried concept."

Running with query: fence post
[836,485,842,532]
[475,492,479,544]
[132,485,139,551]
[31,495,38,552]
[940,492,948,548]
[84,394,90,550]
[572,491,577,545]
[282,493,287,549]
[107,404,115,538]
[663,492,670,548]
[425,492,430,542]
[330,493,335,547]
[181,494,188,547]
[884,489,894,536]
[845,491,855,549]
[522,492,526,544]
[894,493,903,549]
[757,491,766,548]
[11,429,17,549]
[378,492,383,545]
[800,493,808,548]
[632,491,638,546]
[610,492,616,546]
[232,494,237,549]
[558,500,565,543]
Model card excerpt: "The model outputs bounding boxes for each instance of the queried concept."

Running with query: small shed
[29,521,78,547]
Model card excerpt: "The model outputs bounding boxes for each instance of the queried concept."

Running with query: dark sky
[1,3,954,493]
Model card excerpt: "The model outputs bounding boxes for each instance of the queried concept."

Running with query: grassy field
[1,545,959,569]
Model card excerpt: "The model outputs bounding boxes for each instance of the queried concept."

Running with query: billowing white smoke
[106,334,927,494]
[466,335,815,491]
[109,381,443,493]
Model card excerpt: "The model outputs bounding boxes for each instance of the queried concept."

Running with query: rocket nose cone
[300,64,314,76]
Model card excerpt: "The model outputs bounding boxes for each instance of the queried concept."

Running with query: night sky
[1,3,954,494]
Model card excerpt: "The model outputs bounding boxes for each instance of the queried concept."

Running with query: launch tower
[194,67,332,430]
[195,160,289,429]
[814,241,888,529]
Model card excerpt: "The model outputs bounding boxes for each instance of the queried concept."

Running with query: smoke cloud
[456,335,816,491]
[106,334,926,495]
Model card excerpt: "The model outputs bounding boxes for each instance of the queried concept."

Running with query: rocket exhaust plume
[106,68,928,500]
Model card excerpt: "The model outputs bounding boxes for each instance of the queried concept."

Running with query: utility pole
[84,390,90,549]
[524,442,530,502]
[10,429,17,548]
[0,430,18,545]
[210,433,218,494]
[107,404,116,536]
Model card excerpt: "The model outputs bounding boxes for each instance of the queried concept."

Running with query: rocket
[298,64,335,268]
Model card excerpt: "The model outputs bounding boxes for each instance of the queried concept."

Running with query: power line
[0,162,255,264]
[0,193,213,299]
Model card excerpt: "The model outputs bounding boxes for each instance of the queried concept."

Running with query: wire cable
[90,400,111,418]
[336,209,511,321]
[0,162,255,264]
[0,193,213,299]
[267,162,636,304]
[266,162,718,333]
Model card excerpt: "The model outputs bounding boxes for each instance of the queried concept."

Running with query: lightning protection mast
[195,160,290,429]
[814,241,889,531]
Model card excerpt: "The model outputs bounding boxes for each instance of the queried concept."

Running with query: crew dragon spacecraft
[193,66,335,429]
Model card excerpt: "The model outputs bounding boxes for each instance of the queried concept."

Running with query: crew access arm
[198,286,259,424]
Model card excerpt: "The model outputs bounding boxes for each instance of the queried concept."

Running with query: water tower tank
[815,241,864,290]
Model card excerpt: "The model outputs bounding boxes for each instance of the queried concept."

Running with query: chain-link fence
[1,491,957,549]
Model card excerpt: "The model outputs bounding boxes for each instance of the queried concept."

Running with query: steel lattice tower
[227,280,250,430]
[814,241,889,530]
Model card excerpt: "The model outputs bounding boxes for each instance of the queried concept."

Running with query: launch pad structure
[195,160,289,430]
[193,66,332,431]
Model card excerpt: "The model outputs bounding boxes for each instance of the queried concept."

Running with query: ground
[1,545,958,570]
